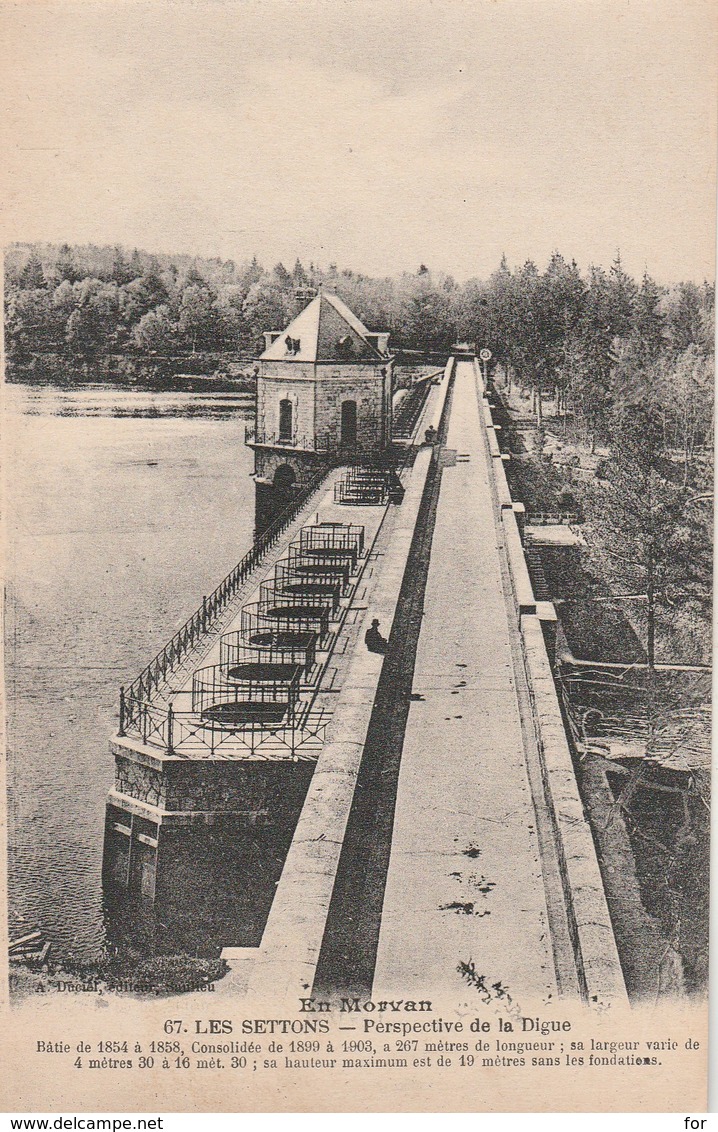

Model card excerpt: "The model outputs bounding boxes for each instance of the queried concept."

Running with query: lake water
[5,385,256,959]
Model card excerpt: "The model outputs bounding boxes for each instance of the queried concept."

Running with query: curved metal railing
[285,544,355,579]
[259,568,343,612]
[220,629,318,675]
[274,559,351,596]
[258,577,340,613]
[118,693,329,759]
[191,662,301,722]
[240,599,332,643]
[298,522,364,560]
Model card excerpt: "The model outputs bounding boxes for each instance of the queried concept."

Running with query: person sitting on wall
[424,424,438,445]
[365,618,388,655]
[387,469,405,504]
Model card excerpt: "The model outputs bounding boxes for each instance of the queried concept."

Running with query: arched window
[341,400,357,447]
[278,398,293,442]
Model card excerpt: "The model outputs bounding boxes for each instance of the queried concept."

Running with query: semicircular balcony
[220,629,318,679]
[266,564,344,611]
[191,662,301,728]
[240,599,331,644]
[297,521,365,562]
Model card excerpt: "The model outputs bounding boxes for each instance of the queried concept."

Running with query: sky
[1,0,716,282]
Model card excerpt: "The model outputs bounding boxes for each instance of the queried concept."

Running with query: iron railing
[526,511,579,526]
[191,662,301,719]
[274,558,351,595]
[298,522,365,560]
[392,378,436,439]
[240,599,332,643]
[246,430,349,455]
[334,467,389,505]
[119,693,329,760]
[286,544,354,580]
[258,577,340,613]
[120,465,329,712]
[220,630,318,677]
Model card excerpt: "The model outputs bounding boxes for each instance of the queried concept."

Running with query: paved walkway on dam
[228,374,450,998]
[371,359,558,1005]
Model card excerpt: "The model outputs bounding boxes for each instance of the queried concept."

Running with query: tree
[56,243,82,284]
[185,263,207,288]
[117,265,169,331]
[178,283,217,352]
[273,262,293,289]
[111,246,135,285]
[133,305,177,353]
[508,260,551,421]
[240,256,264,292]
[541,253,585,414]
[570,265,618,450]
[631,271,665,367]
[607,251,637,338]
[141,260,169,307]
[4,286,63,357]
[213,285,247,349]
[664,282,704,355]
[663,346,714,482]
[399,274,454,352]
[584,388,710,750]
[19,253,46,290]
[242,280,293,345]
[482,255,515,380]
[292,258,308,286]
[65,306,101,357]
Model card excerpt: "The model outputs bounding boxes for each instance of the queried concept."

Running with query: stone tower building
[248,291,394,529]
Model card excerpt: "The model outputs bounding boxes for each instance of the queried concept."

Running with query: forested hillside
[4,243,714,471]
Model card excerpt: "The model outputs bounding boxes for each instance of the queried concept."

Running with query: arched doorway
[273,463,296,494]
[341,400,358,447]
[278,399,293,442]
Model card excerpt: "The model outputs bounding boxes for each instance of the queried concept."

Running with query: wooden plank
[9,930,42,952]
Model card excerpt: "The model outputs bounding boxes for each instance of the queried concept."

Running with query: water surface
[5,384,255,959]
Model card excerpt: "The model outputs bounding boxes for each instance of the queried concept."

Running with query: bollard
[166,702,175,755]
[118,686,126,737]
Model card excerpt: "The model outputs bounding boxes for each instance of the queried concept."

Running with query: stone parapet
[502,506,537,615]
[521,614,628,1006]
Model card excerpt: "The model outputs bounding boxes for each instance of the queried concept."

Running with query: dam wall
[475,359,627,1005]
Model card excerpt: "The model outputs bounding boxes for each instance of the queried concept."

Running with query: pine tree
[273,262,293,289]
[111,245,134,285]
[584,388,710,751]
[292,258,308,285]
[632,271,665,366]
[56,243,81,284]
[19,252,46,289]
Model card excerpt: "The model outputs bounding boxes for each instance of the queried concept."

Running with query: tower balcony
[245,429,335,455]
[245,429,385,460]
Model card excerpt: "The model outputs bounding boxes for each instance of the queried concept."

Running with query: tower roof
[260,292,388,363]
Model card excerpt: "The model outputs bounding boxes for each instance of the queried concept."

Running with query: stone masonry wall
[253,448,321,490]
[258,375,315,444]
[114,750,314,818]
[314,371,385,453]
